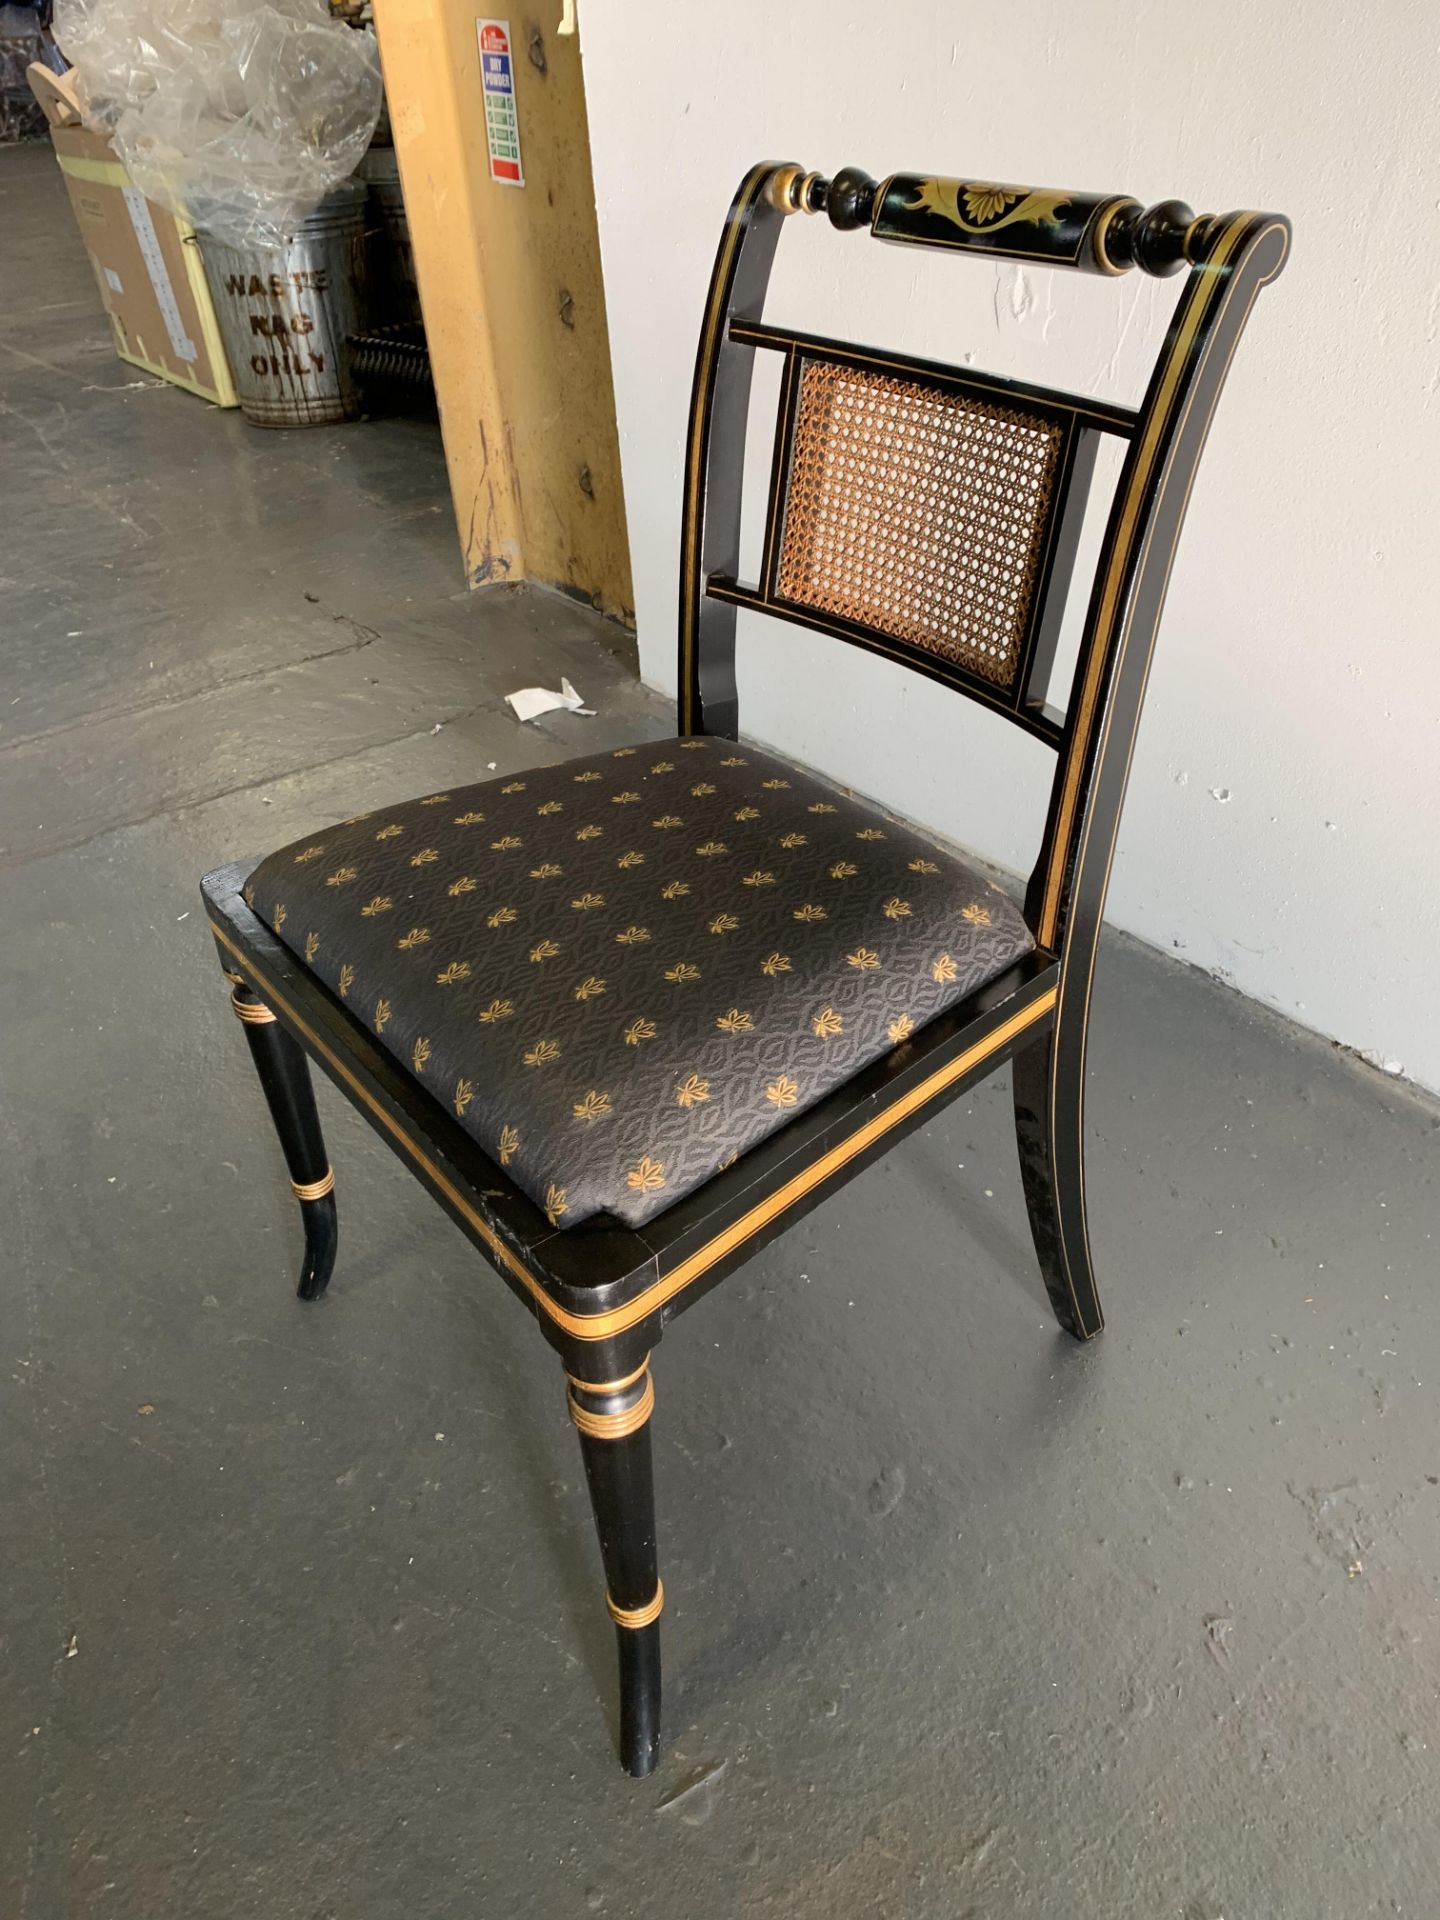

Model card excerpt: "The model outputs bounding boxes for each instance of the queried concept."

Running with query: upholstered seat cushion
[243,738,1034,1229]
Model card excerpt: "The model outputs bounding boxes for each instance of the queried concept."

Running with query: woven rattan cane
[775,357,1065,687]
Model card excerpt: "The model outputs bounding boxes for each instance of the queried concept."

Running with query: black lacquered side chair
[202,160,1288,1775]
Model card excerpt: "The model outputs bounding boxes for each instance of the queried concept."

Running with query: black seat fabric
[244,738,1034,1229]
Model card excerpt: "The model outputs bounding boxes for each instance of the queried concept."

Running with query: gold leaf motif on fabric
[675,1073,710,1108]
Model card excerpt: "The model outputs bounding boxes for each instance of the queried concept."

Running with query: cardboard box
[28,64,238,408]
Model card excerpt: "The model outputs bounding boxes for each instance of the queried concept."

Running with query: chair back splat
[679,163,1290,960]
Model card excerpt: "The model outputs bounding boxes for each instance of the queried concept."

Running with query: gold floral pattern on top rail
[905,178,1070,233]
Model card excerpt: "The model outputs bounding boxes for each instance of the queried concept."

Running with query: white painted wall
[577,1,1440,1092]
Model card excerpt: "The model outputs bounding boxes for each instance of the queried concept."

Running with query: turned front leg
[567,1358,662,1776]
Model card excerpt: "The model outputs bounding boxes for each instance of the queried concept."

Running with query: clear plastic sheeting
[53,0,381,248]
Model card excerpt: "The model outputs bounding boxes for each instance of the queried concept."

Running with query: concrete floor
[4,139,1440,1919]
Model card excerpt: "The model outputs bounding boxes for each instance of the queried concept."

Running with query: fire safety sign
[477,20,524,186]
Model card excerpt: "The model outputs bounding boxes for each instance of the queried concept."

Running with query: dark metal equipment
[201,159,1289,1776]
[346,323,434,409]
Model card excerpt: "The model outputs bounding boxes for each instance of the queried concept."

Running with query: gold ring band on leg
[606,1581,664,1629]
[221,967,246,987]
[230,988,277,1025]
[568,1372,655,1440]
[766,164,803,213]
[291,1169,335,1202]
[565,1356,650,1397]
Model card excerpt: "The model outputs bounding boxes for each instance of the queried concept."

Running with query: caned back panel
[773,358,1065,689]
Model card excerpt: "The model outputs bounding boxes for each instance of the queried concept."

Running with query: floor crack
[0,700,515,872]
[0,619,382,758]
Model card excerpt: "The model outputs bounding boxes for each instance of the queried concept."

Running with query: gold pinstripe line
[210,920,1052,1341]
[1050,222,1288,1322]
[641,990,1057,1319]
[680,163,776,734]
[1088,196,1140,276]
[759,346,798,595]
[873,228,1087,267]
[566,1357,650,1395]
[704,580,1061,742]
[865,175,897,233]
[1037,212,1258,945]
[727,323,1137,434]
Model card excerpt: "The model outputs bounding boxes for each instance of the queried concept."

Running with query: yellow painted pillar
[373,0,633,620]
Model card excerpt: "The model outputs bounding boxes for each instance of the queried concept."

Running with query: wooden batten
[373,0,633,619]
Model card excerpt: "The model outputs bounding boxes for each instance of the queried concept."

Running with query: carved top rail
[767,165,1220,278]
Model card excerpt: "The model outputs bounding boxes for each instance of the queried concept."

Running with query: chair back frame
[678,163,1290,973]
